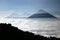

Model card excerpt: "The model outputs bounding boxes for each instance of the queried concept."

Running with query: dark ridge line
[0,23,60,40]
[28,13,56,18]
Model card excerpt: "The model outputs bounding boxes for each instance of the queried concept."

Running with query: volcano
[28,10,56,18]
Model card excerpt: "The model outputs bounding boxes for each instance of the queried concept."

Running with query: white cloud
[0,10,14,18]
[54,15,60,18]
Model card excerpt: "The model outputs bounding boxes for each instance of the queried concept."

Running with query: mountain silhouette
[28,10,56,18]
[6,13,21,18]
[0,23,60,40]
[6,13,28,18]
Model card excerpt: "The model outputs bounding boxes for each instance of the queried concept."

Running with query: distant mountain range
[6,9,57,18]
[28,10,56,18]
[6,13,27,18]
[7,13,20,17]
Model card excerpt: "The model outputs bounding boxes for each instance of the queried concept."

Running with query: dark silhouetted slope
[0,23,60,40]
[29,13,56,18]
[28,10,56,18]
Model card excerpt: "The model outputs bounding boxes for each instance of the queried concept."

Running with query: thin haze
[0,0,60,18]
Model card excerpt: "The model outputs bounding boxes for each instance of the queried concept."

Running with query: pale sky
[0,0,60,18]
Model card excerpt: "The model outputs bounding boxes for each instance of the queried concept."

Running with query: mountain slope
[28,10,56,18]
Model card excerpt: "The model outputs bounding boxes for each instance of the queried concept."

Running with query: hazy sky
[0,0,60,18]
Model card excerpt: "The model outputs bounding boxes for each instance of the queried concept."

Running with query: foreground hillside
[0,23,60,40]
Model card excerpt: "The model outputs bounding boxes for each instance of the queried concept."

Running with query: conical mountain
[28,10,56,18]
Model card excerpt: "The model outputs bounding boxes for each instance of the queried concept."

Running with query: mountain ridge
[28,10,56,18]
